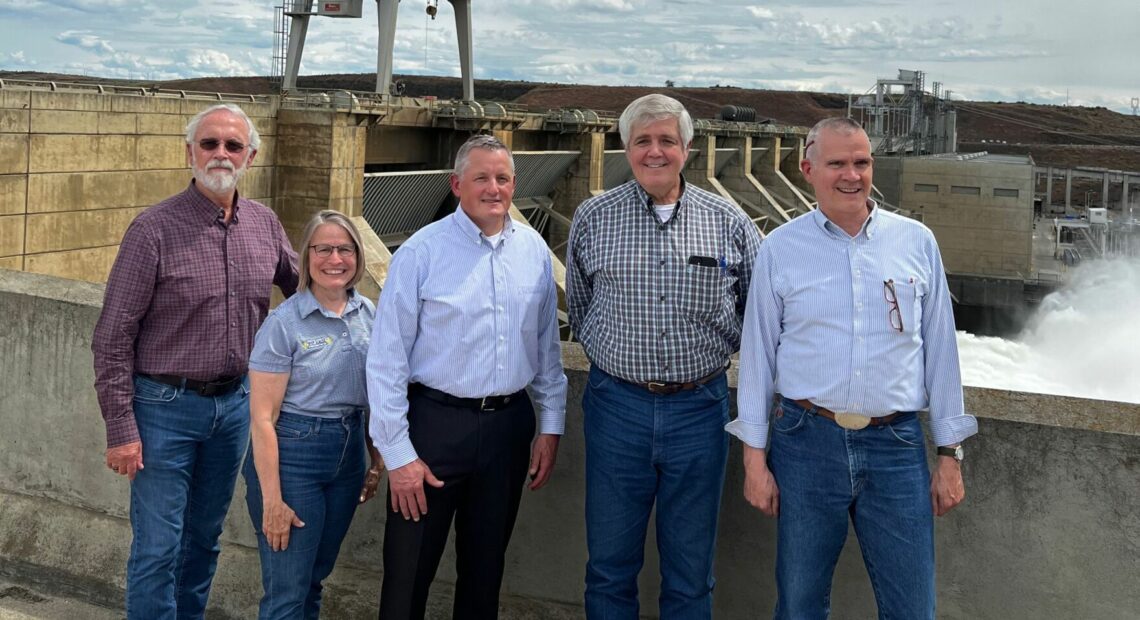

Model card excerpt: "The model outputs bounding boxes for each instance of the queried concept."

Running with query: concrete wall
[0,89,277,283]
[900,159,1034,278]
[2,268,1138,619]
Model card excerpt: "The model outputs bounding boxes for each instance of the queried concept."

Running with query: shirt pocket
[887,280,920,335]
[679,264,726,321]
[516,285,544,336]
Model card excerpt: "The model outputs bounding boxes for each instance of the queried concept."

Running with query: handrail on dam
[0,78,272,103]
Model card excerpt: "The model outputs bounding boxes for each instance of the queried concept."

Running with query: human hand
[743,445,779,517]
[263,498,304,551]
[106,441,144,481]
[388,458,444,521]
[931,455,965,516]
[359,459,385,504]
[527,434,560,491]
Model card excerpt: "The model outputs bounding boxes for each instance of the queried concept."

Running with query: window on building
[994,188,1020,198]
[951,185,981,196]
[914,183,938,193]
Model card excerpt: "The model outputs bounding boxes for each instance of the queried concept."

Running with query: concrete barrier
[1,268,1137,619]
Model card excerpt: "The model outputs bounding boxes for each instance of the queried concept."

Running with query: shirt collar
[633,174,688,216]
[296,288,365,319]
[812,198,880,240]
[452,204,515,245]
[187,179,242,225]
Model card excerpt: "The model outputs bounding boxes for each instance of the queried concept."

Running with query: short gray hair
[298,210,367,292]
[454,134,514,177]
[804,117,864,161]
[618,94,693,147]
[185,104,261,151]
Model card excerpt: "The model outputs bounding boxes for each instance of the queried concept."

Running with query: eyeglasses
[198,138,247,154]
[309,244,357,258]
[884,279,904,332]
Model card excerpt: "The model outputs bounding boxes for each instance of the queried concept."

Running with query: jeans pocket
[771,403,808,435]
[133,376,179,404]
[275,415,314,441]
[587,367,613,391]
[886,416,923,447]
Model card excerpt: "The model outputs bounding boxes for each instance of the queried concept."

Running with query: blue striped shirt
[726,205,978,449]
[367,207,568,470]
[249,289,374,418]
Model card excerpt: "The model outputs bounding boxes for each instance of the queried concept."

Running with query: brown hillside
[4,70,1138,170]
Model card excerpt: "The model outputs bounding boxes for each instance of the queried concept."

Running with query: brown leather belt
[635,367,726,396]
[793,399,903,429]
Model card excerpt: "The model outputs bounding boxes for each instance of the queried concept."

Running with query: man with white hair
[92,104,298,619]
[566,94,762,618]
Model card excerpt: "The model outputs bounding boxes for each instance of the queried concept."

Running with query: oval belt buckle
[834,412,871,430]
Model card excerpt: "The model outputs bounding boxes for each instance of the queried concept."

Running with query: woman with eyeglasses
[242,210,384,619]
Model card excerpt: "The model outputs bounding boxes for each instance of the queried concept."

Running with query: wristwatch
[937,445,964,462]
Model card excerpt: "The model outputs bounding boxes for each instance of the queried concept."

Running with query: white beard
[193,156,249,195]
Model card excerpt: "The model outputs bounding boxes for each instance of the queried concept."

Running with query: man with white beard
[92,104,298,619]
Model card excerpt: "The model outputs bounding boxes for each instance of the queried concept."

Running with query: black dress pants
[378,387,536,620]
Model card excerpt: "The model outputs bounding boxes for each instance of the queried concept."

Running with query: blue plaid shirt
[567,178,762,383]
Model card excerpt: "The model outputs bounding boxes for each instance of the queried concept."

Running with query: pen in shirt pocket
[719,255,728,275]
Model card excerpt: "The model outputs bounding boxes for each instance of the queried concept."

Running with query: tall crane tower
[274,0,475,101]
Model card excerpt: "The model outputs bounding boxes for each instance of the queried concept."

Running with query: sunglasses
[198,138,247,154]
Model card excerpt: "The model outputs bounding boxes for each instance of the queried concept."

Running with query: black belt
[411,383,523,412]
[633,366,727,396]
[143,374,244,397]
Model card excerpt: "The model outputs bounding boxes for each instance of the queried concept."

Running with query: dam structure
[0,81,1138,618]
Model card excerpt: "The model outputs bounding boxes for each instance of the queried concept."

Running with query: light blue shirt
[367,206,568,470]
[726,205,978,449]
[249,289,374,418]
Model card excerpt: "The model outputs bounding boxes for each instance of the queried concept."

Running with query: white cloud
[56,31,115,54]
[0,0,1136,114]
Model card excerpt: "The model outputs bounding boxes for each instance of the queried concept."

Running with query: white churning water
[956,258,1140,404]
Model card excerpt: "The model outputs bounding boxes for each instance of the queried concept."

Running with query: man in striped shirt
[567,94,762,619]
[367,135,567,619]
[728,117,978,618]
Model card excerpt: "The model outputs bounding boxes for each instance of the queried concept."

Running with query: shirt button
[855,371,862,377]
[659,295,666,301]
[230,322,236,327]
[499,335,505,341]
[342,332,348,337]
[659,260,665,266]
[498,365,504,370]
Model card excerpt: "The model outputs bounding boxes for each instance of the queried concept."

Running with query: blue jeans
[243,411,367,620]
[768,398,934,620]
[127,374,250,620]
[583,366,729,620]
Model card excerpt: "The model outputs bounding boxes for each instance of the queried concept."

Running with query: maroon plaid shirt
[92,181,299,448]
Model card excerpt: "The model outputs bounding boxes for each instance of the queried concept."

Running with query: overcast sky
[1,0,1136,113]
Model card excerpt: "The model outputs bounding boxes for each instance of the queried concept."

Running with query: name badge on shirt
[299,336,334,350]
